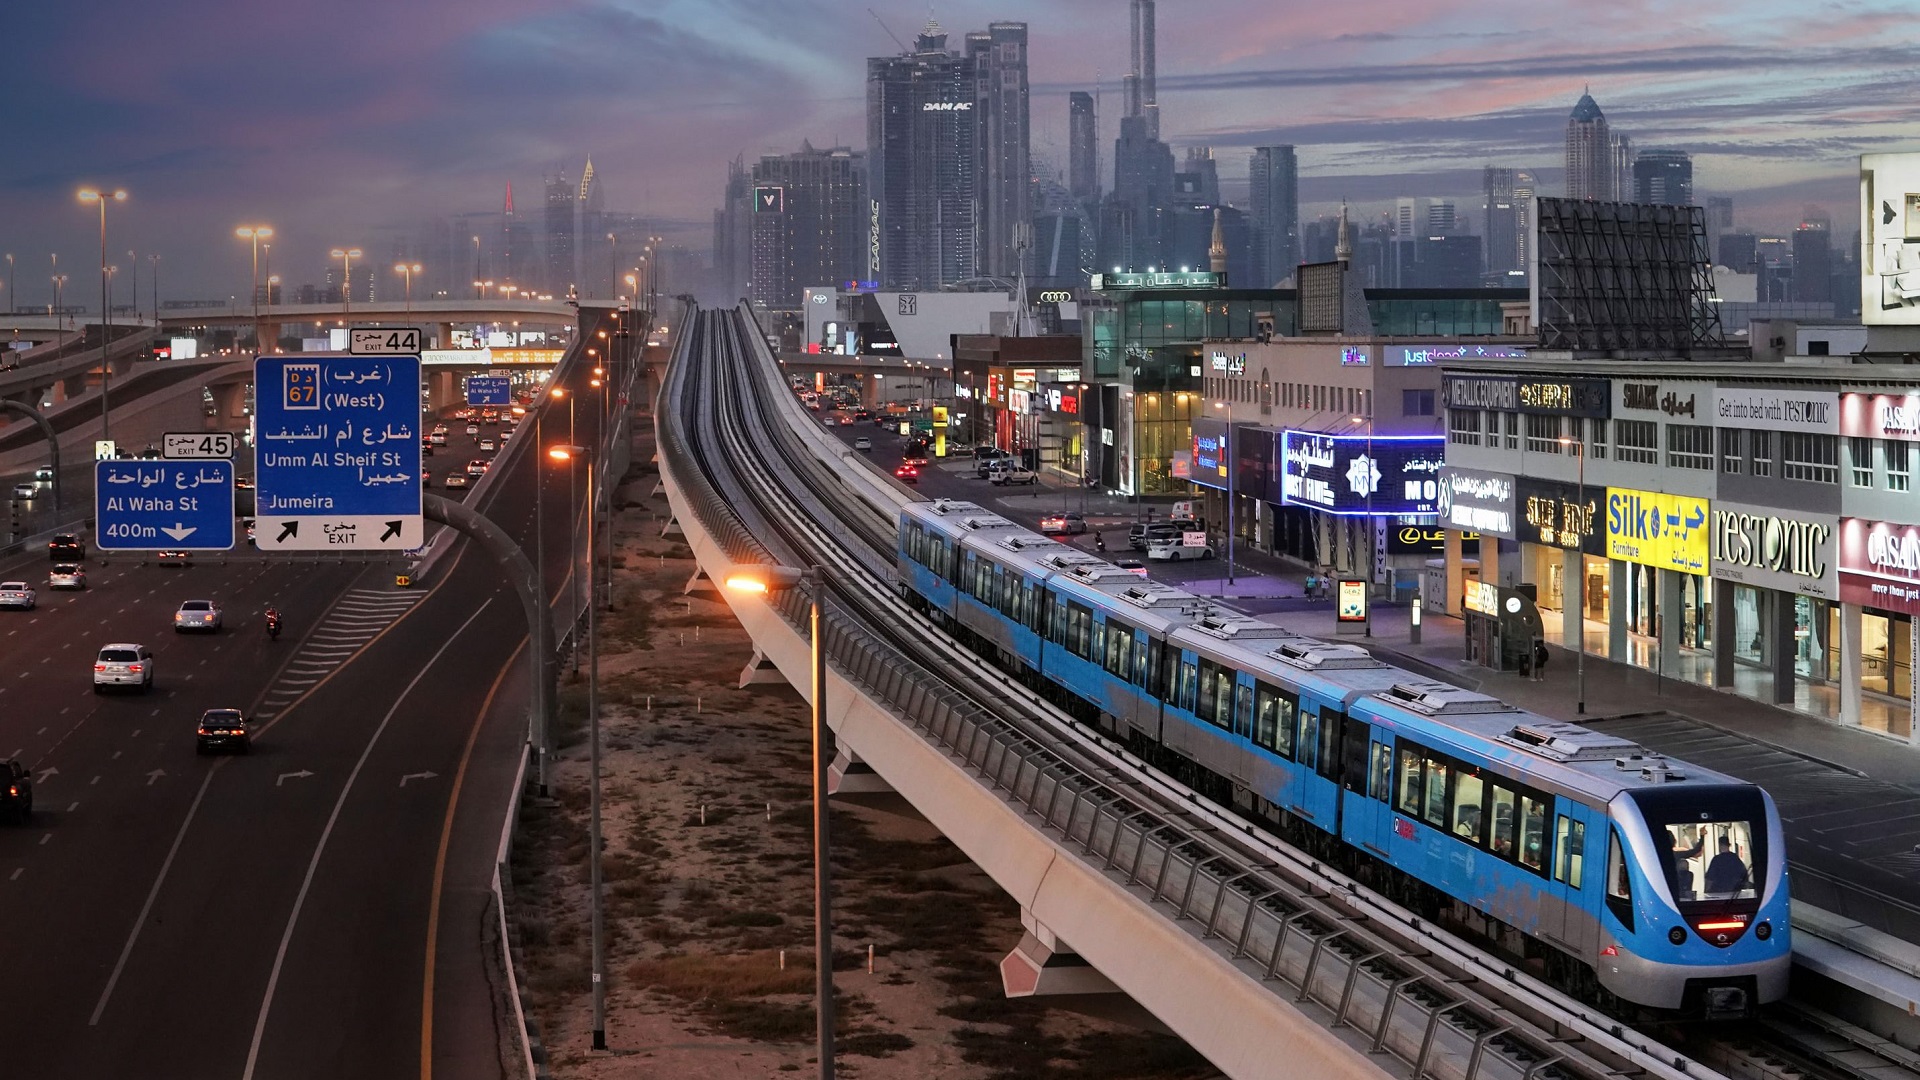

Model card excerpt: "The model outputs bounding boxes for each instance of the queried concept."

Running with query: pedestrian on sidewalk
[1304,573,1317,600]
[1532,639,1550,681]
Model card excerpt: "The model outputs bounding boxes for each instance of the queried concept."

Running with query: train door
[1545,805,1592,956]
[1335,714,1372,843]
[1295,703,1343,832]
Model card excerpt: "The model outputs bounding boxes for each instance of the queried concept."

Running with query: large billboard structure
[1861,153,1920,324]
[1531,197,1723,353]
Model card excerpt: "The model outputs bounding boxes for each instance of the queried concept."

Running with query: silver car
[47,565,86,590]
[0,582,35,610]
[174,599,223,633]
[94,643,154,692]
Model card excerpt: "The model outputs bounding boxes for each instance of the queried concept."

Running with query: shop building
[1439,358,1916,742]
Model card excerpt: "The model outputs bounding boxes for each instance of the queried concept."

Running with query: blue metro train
[897,499,1790,1017]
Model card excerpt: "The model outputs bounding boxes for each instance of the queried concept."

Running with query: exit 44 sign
[349,328,422,355]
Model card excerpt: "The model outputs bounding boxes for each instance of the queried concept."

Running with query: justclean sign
[1710,502,1837,599]
[1606,487,1709,575]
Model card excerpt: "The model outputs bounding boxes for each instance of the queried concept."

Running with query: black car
[0,760,31,823]
[48,533,85,561]
[196,709,251,755]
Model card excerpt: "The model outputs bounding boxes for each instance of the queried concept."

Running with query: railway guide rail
[656,304,1893,1080]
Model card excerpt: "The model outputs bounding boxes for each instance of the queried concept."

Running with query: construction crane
[869,8,908,51]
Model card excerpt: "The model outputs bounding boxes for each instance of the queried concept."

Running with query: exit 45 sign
[349,327,422,355]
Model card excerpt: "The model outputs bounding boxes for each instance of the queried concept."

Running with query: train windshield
[1628,785,1768,906]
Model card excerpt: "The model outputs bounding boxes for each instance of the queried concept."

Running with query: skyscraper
[1130,0,1158,139]
[1610,134,1634,203]
[749,144,869,308]
[1793,208,1832,304]
[544,168,575,294]
[1175,147,1219,208]
[968,22,1031,279]
[866,20,979,289]
[1483,167,1522,276]
[1632,149,1693,206]
[1514,170,1536,273]
[1248,146,1298,287]
[1069,91,1098,201]
[1564,91,1612,201]
[576,157,605,294]
[713,156,754,302]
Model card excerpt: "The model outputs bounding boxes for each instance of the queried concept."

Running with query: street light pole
[1214,399,1235,591]
[330,247,362,322]
[395,262,422,323]
[148,253,159,322]
[724,564,835,1080]
[548,442,604,1051]
[79,188,127,444]
[237,226,273,353]
[1567,436,1588,714]
[4,253,12,316]
[127,250,137,326]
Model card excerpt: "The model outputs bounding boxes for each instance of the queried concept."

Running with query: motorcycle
[265,613,282,641]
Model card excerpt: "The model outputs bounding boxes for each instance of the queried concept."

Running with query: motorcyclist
[265,604,282,640]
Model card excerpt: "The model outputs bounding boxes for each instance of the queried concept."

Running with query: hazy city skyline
[2,0,1913,301]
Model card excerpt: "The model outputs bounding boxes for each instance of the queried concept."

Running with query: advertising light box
[1281,432,1445,516]
[1605,487,1709,575]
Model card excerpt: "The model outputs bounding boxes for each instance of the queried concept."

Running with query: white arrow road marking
[399,771,437,788]
[35,767,57,784]
[145,769,165,786]
[160,523,197,541]
[276,770,313,787]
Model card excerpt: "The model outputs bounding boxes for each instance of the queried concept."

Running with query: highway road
[0,316,622,1078]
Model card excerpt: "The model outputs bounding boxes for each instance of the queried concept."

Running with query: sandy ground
[512,419,1220,1079]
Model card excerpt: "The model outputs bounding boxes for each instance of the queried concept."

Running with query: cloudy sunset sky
[2,0,1914,300]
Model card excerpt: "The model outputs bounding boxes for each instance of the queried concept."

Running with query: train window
[1517,795,1551,874]
[1369,741,1392,801]
[1196,660,1221,724]
[1628,787,1767,906]
[1451,770,1484,844]
[1319,712,1344,781]
[1091,621,1108,667]
[1179,660,1198,712]
[1297,710,1320,770]
[1154,641,1175,698]
[1605,828,1634,931]
[1070,603,1093,659]
[1338,716,1367,789]
[1024,585,1042,631]
[1104,625,1132,679]
[1235,685,1255,739]
[1210,665,1236,729]
[1555,817,1586,890]
[1135,638,1152,688]
[1488,785,1517,858]
[1421,755,1450,828]
[938,541,954,580]
[1396,748,1422,815]
[1253,684,1281,752]
[1275,695,1296,757]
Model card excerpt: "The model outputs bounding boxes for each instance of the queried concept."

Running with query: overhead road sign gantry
[96,459,235,550]
[253,354,424,550]
[465,375,512,406]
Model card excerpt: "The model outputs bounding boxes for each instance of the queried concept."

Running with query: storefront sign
[1042,386,1080,415]
[1281,433,1446,516]
[1711,502,1838,599]
[1839,517,1920,614]
[1516,477,1604,556]
[1091,271,1223,290]
[1388,525,1480,555]
[1841,393,1920,442]
[1397,345,1527,366]
[1716,387,1839,434]
[1190,417,1228,491]
[1615,380,1712,420]
[1337,580,1368,622]
[1606,487,1710,575]
[1209,351,1248,375]
[1340,347,1370,366]
[1445,376,1517,411]
[1517,376,1611,418]
[1436,467,1516,537]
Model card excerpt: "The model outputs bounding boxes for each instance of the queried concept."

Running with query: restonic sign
[1710,502,1838,599]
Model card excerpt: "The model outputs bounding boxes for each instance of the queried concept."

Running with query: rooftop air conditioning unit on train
[1639,762,1688,784]
[1190,616,1296,641]
[1500,721,1641,762]
[1388,681,1513,717]
[1271,641,1381,671]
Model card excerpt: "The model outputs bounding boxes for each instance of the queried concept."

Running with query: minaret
[1208,208,1228,275]
[1334,201,1352,264]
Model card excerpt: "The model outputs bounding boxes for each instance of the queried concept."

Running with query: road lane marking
[243,600,493,1080]
[420,637,522,1080]
[90,775,99,785]
[66,802,78,812]
[38,834,49,845]
[8,868,19,881]
[87,770,229,1027]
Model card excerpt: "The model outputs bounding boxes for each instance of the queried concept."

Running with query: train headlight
[1754,921,1771,941]
[1668,927,1687,946]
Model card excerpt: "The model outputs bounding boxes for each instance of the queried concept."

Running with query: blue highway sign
[96,459,235,551]
[465,375,512,406]
[253,354,424,551]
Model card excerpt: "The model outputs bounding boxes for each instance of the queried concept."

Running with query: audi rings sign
[1038,290,1073,303]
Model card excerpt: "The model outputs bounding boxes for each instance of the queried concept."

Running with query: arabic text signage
[1281,432,1445,516]
[1436,466,1516,537]
[1090,271,1223,290]
[1840,517,1920,615]
[1841,393,1920,442]
[1517,477,1604,556]
[1606,487,1709,575]
[1712,502,1837,599]
[1614,380,1711,421]
[1717,387,1838,435]
[95,460,236,551]
[1209,351,1247,375]
[1518,376,1611,418]
[1190,416,1228,490]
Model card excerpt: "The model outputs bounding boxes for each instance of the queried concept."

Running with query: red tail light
[94,663,106,672]
[6,785,16,798]
[1695,917,1749,932]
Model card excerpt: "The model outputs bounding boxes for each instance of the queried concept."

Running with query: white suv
[94,643,155,693]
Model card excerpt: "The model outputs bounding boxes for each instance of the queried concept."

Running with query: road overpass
[154,298,599,348]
